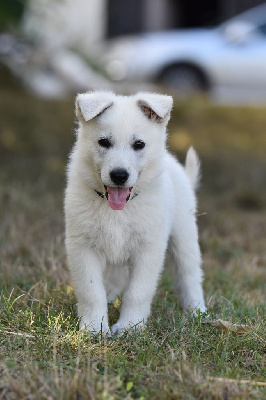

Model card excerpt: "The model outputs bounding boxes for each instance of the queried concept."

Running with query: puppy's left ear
[75,91,114,122]
[137,93,173,124]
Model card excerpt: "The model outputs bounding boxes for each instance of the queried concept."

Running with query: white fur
[65,91,206,335]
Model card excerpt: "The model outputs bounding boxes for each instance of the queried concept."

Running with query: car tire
[158,64,208,95]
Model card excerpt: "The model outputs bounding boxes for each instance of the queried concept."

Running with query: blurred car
[103,4,266,97]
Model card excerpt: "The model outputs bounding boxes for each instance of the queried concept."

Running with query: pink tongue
[107,187,130,210]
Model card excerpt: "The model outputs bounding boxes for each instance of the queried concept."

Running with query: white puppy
[65,91,206,335]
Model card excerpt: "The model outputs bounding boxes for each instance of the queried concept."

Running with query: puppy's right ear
[136,92,173,124]
[75,91,114,122]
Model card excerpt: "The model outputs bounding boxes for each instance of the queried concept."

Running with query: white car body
[103,4,266,100]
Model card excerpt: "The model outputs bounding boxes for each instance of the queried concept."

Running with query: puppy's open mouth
[105,186,132,210]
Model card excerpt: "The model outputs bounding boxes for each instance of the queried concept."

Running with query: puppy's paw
[80,317,110,336]
[192,305,207,315]
[184,300,207,316]
[192,307,210,321]
[111,319,146,336]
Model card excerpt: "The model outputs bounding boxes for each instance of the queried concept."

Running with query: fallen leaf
[202,319,251,334]
[210,377,266,387]
[126,381,133,392]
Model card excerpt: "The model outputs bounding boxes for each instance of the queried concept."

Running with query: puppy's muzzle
[110,169,129,186]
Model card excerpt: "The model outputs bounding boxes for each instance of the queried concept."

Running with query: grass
[0,88,265,399]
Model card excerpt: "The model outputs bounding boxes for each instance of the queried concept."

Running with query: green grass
[0,89,265,399]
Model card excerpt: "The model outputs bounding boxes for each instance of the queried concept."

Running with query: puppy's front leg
[111,245,166,335]
[67,243,109,333]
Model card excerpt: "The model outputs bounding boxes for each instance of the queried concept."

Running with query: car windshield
[258,22,266,35]
[220,3,266,28]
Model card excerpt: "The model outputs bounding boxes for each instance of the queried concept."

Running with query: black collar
[95,189,106,199]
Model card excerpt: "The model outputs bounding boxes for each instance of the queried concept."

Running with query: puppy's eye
[98,138,111,148]
[133,140,145,151]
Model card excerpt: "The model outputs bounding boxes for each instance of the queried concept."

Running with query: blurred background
[0,1,265,294]
[1,0,266,100]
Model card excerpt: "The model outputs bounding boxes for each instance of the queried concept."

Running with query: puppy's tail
[185,147,201,191]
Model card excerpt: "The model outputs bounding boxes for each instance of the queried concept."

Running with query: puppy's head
[75,91,173,210]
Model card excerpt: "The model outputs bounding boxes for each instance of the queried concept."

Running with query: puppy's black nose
[110,169,129,185]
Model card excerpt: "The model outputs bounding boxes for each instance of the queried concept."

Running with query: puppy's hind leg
[169,216,206,314]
